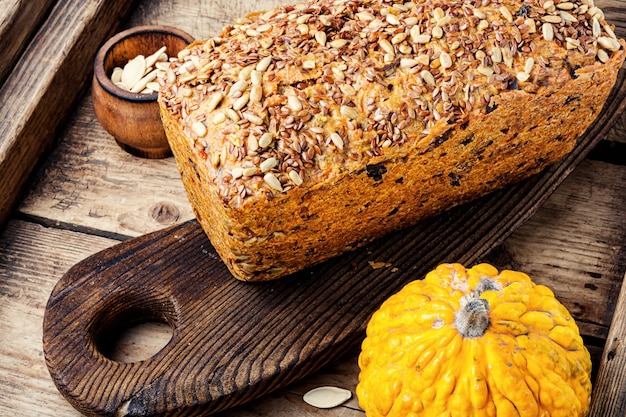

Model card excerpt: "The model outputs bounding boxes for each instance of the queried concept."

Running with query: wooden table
[1,0,626,415]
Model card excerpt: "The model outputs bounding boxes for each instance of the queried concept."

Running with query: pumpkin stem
[454,297,490,338]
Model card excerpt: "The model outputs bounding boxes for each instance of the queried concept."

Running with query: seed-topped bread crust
[158,0,625,281]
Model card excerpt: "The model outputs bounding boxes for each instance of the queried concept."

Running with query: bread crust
[159,0,625,281]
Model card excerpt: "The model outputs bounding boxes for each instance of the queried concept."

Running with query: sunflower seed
[339,83,356,96]
[229,80,248,96]
[439,51,452,70]
[238,65,255,81]
[233,93,250,111]
[263,173,283,191]
[379,39,395,56]
[212,112,226,124]
[287,95,303,111]
[259,133,273,148]
[329,39,349,49]
[559,11,578,23]
[232,167,244,179]
[421,69,436,85]
[330,132,344,149]
[243,112,263,125]
[386,13,400,25]
[250,71,263,86]
[391,32,407,45]
[250,84,263,103]
[477,65,494,76]
[206,92,224,112]
[598,36,621,51]
[256,56,272,72]
[192,121,207,137]
[542,22,554,41]
[225,108,240,122]
[289,170,303,186]
[499,6,513,22]
[260,157,278,172]
[340,105,359,120]
[542,15,562,24]
[400,58,420,68]
[315,30,327,46]
[242,167,258,177]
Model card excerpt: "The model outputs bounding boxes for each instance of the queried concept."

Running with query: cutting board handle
[43,219,378,416]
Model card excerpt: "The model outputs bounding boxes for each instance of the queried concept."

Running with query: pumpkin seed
[111,67,123,84]
[145,46,167,69]
[130,69,159,93]
[303,386,352,409]
[121,55,146,89]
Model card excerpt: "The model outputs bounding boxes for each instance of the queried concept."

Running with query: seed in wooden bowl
[112,46,169,94]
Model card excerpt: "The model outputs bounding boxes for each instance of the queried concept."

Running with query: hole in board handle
[92,290,177,363]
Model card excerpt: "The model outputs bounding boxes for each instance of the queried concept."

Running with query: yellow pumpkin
[357,263,591,417]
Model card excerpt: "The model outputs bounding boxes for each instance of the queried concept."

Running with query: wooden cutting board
[41,66,626,416]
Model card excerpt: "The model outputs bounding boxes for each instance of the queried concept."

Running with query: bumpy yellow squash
[357,263,591,417]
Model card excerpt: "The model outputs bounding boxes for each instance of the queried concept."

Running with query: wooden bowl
[93,25,195,159]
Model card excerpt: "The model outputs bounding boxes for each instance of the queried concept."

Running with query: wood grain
[0,220,117,417]
[588,271,626,415]
[18,93,195,239]
[0,0,137,229]
[0,0,56,85]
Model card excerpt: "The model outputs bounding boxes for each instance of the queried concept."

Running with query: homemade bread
[158,0,625,281]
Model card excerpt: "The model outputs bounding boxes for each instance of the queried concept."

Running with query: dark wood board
[42,66,626,416]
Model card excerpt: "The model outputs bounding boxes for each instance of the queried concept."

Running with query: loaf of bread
[158,0,625,281]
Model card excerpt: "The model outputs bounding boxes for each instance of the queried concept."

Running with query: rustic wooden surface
[1,0,626,416]
[0,0,137,228]
[0,0,56,85]
[588,271,626,416]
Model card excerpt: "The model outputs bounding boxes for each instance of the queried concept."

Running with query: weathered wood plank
[0,220,115,417]
[0,0,137,229]
[18,93,195,238]
[588,272,626,416]
[0,0,56,85]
